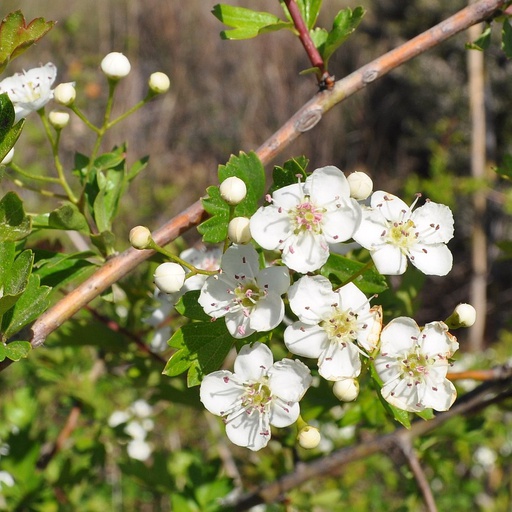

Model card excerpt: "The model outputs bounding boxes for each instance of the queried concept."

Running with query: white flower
[250,166,362,273]
[180,246,222,293]
[347,171,373,201]
[108,410,130,427]
[154,262,186,294]
[53,82,76,105]
[228,217,251,244]
[332,378,360,401]
[297,426,321,449]
[0,62,57,122]
[127,439,152,461]
[353,191,454,276]
[220,176,247,205]
[200,342,312,451]
[0,470,14,489]
[129,225,152,249]
[100,52,131,80]
[445,303,477,329]
[148,72,170,94]
[198,244,290,338]
[374,317,459,412]
[48,110,70,129]
[284,275,382,381]
[130,399,153,418]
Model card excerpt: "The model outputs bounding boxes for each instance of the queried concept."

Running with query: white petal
[412,202,454,243]
[374,355,402,384]
[257,266,290,296]
[284,323,329,358]
[288,275,335,323]
[272,182,304,210]
[305,166,350,205]
[352,209,388,249]
[198,274,237,318]
[225,310,255,338]
[371,191,410,221]
[371,244,408,275]
[335,281,368,311]
[269,399,300,428]
[249,292,284,332]
[321,199,362,243]
[268,358,312,402]
[380,317,420,355]
[381,378,424,412]
[282,231,329,273]
[409,243,453,276]
[225,408,271,451]
[421,377,457,411]
[419,321,459,356]
[221,244,260,279]
[233,343,273,380]
[199,371,244,416]
[250,205,293,251]
[318,341,361,380]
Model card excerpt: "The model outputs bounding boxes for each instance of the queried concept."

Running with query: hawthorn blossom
[374,317,459,412]
[284,275,382,381]
[353,191,454,276]
[250,166,362,273]
[200,342,312,451]
[198,244,289,338]
[180,246,222,293]
[0,62,57,122]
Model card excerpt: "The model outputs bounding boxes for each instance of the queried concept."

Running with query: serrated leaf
[320,253,388,294]
[502,18,512,59]
[175,290,211,322]
[0,191,31,241]
[163,321,235,387]
[269,156,309,195]
[3,273,51,339]
[317,6,365,64]
[4,340,31,361]
[198,151,265,243]
[0,11,55,73]
[212,4,292,40]
[47,202,90,232]
[466,23,492,51]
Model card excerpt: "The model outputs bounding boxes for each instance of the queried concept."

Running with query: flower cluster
[154,165,462,450]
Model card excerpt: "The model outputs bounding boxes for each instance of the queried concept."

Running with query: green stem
[69,104,101,134]
[106,97,147,129]
[5,173,69,199]
[9,162,61,184]
[335,259,376,290]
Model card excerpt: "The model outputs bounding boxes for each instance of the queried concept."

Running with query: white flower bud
[1,147,14,165]
[154,262,186,294]
[129,226,152,249]
[148,72,170,94]
[228,217,251,244]
[297,426,321,449]
[333,378,360,402]
[445,303,477,329]
[220,176,247,205]
[48,111,70,129]
[347,171,373,201]
[53,82,76,106]
[100,52,131,80]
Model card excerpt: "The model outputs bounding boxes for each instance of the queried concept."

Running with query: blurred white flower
[108,410,130,427]
[127,439,152,461]
[0,471,14,488]
[130,399,153,418]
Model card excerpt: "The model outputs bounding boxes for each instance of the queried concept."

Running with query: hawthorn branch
[0,0,505,371]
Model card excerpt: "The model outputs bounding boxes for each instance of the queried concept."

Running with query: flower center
[320,307,358,344]
[386,219,418,249]
[234,281,263,308]
[291,199,324,234]
[242,380,273,413]
[399,350,431,382]
[23,81,43,102]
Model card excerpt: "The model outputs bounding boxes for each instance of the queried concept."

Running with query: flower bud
[347,171,373,201]
[154,262,186,294]
[1,147,14,165]
[445,303,477,329]
[101,52,131,80]
[220,176,247,205]
[53,82,76,106]
[297,426,321,449]
[228,217,251,244]
[129,226,152,249]
[333,378,360,402]
[148,72,171,94]
[48,111,70,129]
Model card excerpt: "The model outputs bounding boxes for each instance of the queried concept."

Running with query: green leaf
[47,202,90,232]
[0,118,24,164]
[416,408,435,421]
[269,156,309,195]
[295,0,323,30]
[163,321,235,387]
[212,4,292,40]
[316,6,365,64]
[3,273,51,339]
[128,155,149,181]
[90,230,116,257]
[0,191,31,241]
[0,93,15,139]
[175,290,211,322]
[0,11,55,73]
[4,340,31,361]
[0,343,4,361]
[495,154,512,180]
[198,151,265,243]
[466,23,492,51]
[320,253,388,294]
[502,18,512,59]
[0,247,33,317]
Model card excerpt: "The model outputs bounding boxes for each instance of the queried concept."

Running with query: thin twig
[0,0,505,371]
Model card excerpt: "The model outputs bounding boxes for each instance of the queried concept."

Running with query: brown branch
[0,0,504,372]
[230,372,512,511]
